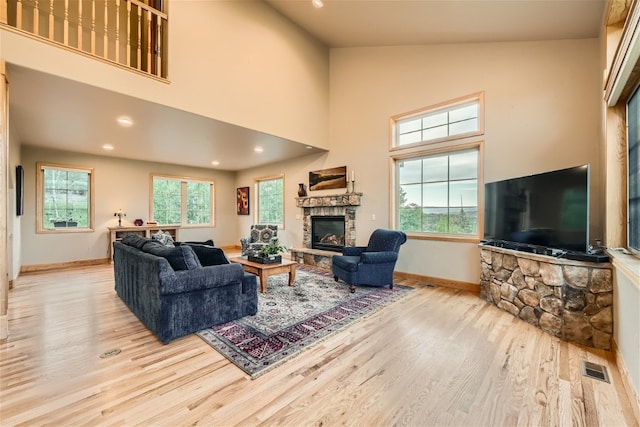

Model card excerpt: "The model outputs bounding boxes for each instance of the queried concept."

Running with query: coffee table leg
[288,265,296,287]
[259,271,268,293]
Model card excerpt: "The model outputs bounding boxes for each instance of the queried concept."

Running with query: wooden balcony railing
[0,0,168,79]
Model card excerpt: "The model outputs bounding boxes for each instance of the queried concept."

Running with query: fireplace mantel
[295,192,362,208]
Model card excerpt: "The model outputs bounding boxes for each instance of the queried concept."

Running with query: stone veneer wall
[295,193,362,248]
[480,245,613,350]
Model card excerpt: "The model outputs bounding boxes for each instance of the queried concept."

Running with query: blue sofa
[113,235,258,344]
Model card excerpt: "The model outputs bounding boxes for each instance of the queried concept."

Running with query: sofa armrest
[343,246,366,256]
[360,251,398,264]
[163,263,245,295]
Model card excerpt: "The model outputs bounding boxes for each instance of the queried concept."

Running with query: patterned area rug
[197,265,413,379]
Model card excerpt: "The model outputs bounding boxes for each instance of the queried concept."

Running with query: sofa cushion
[184,244,229,266]
[176,239,214,247]
[120,234,149,249]
[142,243,201,271]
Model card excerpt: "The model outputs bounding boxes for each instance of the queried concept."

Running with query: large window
[151,175,214,226]
[391,93,484,240]
[256,175,284,227]
[37,162,94,232]
[627,86,639,251]
[396,147,480,236]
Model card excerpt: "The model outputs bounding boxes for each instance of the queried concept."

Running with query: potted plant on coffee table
[248,241,288,264]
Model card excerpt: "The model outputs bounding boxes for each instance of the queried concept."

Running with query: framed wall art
[309,166,347,191]
[237,187,250,215]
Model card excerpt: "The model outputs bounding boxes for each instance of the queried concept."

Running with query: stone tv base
[479,244,613,350]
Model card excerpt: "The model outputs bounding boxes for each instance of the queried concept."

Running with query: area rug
[197,265,413,379]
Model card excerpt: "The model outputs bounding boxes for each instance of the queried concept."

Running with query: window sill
[607,248,640,289]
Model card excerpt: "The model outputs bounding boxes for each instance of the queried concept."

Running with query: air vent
[581,361,610,383]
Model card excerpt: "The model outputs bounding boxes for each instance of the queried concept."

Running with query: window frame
[390,142,484,243]
[254,174,285,229]
[626,84,639,253]
[390,92,484,151]
[149,173,215,228]
[36,162,95,233]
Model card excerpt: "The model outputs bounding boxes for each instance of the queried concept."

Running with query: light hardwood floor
[0,263,637,426]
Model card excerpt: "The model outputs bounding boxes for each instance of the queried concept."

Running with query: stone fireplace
[290,192,362,269]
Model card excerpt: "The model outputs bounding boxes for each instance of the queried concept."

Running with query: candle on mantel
[351,170,355,181]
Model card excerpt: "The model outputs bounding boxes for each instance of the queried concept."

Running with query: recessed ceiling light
[102,144,114,151]
[312,0,323,8]
[211,160,220,166]
[254,146,264,153]
[116,116,133,127]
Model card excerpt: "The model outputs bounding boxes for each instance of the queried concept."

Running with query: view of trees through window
[42,167,90,229]
[397,149,478,235]
[152,176,213,226]
[258,177,284,225]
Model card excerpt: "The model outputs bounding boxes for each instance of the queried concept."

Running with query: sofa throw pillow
[185,244,229,266]
[121,234,149,249]
[152,230,175,247]
[142,244,201,271]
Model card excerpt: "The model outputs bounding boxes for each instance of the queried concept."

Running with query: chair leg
[349,285,355,293]
[389,283,393,289]
[334,276,339,282]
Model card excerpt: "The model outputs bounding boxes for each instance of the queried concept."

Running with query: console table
[108,225,180,261]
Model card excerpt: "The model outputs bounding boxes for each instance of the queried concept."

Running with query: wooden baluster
[137,5,142,71]
[33,0,39,36]
[103,0,108,59]
[91,0,96,55]
[48,0,54,40]
[77,0,82,50]
[16,0,22,29]
[115,0,120,64]
[156,16,163,78]
[0,0,7,24]
[63,0,68,45]
[146,9,151,74]
[126,0,131,68]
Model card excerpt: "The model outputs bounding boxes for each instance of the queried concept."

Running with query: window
[256,175,284,227]
[37,162,94,232]
[391,92,483,149]
[395,147,480,237]
[391,93,484,240]
[627,86,639,251]
[151,175,214,226]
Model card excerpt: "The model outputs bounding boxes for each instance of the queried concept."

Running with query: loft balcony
[0,0,168,80]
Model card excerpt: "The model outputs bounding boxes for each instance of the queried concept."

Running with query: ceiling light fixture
[116,116,134,127]
[312,0,323,8]
[102,144,114,151]
[254,146,264,153]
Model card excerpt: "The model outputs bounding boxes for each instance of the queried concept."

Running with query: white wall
[20,146,238,266]
[0,0,329,149]
[8,119,20,280]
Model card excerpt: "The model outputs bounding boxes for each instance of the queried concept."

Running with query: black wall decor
[16,165,23,216]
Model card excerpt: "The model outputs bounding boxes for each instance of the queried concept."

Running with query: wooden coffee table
[230,257,297,293]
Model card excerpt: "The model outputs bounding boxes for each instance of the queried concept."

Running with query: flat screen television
[484,165,590,253]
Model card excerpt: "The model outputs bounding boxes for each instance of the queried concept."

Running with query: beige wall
[321,39,603,283]
[0,0,329,150]
[20,146,238,266]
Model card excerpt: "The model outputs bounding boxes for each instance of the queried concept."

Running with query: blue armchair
[332,229,407,293]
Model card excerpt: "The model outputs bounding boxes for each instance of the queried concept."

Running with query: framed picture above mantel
[309,166,347,191]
